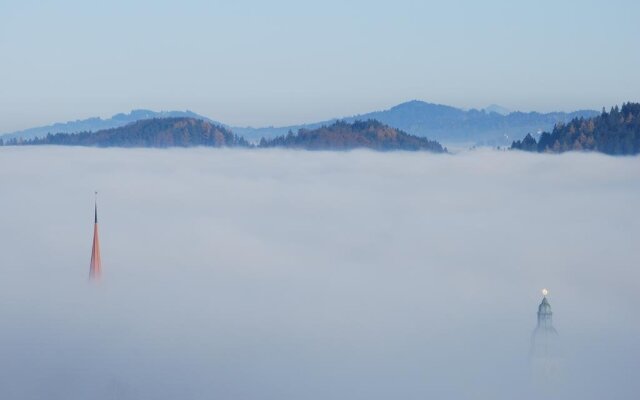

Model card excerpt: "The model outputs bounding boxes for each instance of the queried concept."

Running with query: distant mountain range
[232,101,598,146]
[6,102,637,155]
[12,118,444,153]
[1,109,221,141]
[1,101,599,146]
[483,104,511,116]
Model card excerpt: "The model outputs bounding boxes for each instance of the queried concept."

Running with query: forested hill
[511,103,640,155]
[13,118,249,148]
[258,120,446,152]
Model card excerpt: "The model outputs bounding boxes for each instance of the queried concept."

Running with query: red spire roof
[90,193,101,280]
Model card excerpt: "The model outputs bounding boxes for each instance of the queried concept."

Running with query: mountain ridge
[14,118,248,148]
[10,118,445,152]
[2,109,221,141]
[230,100,599,145]
[2,101,599,146]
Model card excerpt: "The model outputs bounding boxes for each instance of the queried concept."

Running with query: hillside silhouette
[258,120,446,152]
[14,118,248,148]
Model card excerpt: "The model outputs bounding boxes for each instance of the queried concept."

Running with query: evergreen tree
[511,103,640,155]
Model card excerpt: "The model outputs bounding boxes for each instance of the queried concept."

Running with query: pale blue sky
[1,0,639,132]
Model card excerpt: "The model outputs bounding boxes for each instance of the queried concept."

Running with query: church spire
[90,192,102,280]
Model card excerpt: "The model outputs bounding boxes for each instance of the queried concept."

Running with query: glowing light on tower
[89,192,102,280]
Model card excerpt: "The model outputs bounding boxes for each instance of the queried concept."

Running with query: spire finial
[94,191,98,223]
[542,288,549,297]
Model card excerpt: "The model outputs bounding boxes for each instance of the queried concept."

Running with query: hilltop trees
[8,118,446,153]
[20,118,249,148]
[259,120,446,152]
[511,103,640,155]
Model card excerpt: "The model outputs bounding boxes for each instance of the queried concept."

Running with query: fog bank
[0,147,639,399]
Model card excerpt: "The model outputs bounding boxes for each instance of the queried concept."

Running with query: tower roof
[538,296,552,313]
[536,294,555,332]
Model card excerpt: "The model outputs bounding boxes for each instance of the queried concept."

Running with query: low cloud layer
[1,147,639,399]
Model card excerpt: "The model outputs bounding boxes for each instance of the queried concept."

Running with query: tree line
[3,118,249,148]
[511,103,640,155]
[258,120,446,152]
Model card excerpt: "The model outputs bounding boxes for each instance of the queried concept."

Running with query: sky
[1,0,640,132]
[1,147,639,399]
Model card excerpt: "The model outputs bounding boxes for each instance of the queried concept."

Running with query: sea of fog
[0,147,638,400]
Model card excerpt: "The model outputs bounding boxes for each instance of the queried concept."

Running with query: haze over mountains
[2,101,598,146]
[20,118,248,148]
[17,118,446,153]
[1,110,221,142]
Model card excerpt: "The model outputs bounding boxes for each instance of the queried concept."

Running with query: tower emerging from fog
[534,289,557,336]
[89,192,102,280]
[531,289,560,383]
